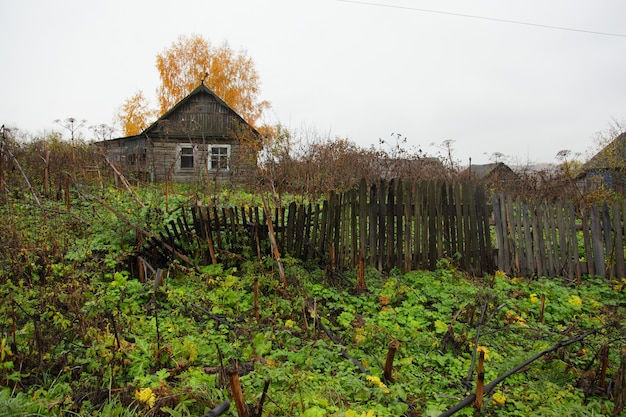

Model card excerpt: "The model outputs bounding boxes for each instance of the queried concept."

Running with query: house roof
[465,162,516,180]
[584,132,626,172]
[106,82,258,143]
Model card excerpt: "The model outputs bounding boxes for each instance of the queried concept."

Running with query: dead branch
[103,156,145,208]
[3,140,44,213]
[383,340,400,383]
[229,370,250,417]
[261,193,286,288]
[438,326,608,417]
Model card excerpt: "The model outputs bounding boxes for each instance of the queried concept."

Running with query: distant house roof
[465,162,516,180]
[583,132,626,172]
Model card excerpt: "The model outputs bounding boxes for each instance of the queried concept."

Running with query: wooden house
[463,162,519,191]
[578,132,626,193]
[101,82,260,184]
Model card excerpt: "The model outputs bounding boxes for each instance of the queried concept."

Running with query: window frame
[208,144,231,172]
[177,144,196,170]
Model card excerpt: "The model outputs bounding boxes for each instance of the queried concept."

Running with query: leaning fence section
[492,195,626,280]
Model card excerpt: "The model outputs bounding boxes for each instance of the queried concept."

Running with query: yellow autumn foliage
[155,34,269,126]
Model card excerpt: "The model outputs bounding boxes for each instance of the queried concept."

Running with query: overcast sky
[1,0,625,165]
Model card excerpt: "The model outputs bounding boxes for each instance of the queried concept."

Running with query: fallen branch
[438,326,607,417]
[73,183,199,272]
[190,303,236,331]
[261,193,286,288]
[103,156,145,208]
[3,140,44,213]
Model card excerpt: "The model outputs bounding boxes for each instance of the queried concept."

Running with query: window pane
[209,146,229,170]
[180,147,194,168]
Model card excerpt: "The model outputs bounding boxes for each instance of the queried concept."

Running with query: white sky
[1,0,625,164]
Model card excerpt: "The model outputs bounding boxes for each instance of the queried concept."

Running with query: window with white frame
[178,144,195,169]
[209,145,231,171]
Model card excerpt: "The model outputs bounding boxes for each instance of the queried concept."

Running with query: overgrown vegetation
[1,125,625,416]
[1,180,625,416]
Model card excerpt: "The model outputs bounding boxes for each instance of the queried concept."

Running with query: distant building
[463,162,518,184]
[578,132,626,193]
[100,82,259,184]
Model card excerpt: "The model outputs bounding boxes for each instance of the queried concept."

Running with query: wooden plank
[403,181,413,272]
[453,183,464,269]
[568,202,581,281]
[396,180,404,270]
[545,202,556,277]
[511,197,527,277]
[359,179,368,268]
[441,183,451,260]
[505,195,520,276]
[449,182,458,261]
[331,191,341,266]
[338,191,347,269]
[494,194,507,272]
[427,181,438,270]
[213,207,222,247]
[350,188,358,269]
[369,183,379,268]
[603,203,614,278]
[285,202,296,254]
[590,205,606,278]
[378,180,387,270]
[310,203,321,258]
[386,180,396,270]
[556,200,568,276]
[581,208,595,277]
[473,185,484,273]
[227,207,237,247]
[522,201,534,277]
[610,201,623,278]
[475,185,490,275]
[295,203,306,257]
[533,203,545,277]
[320,200,329,255]
[435,181,444,260]
[566,202,577,279]
[412,182,422,270]
[176,217,189,249]
[415,181,428,269]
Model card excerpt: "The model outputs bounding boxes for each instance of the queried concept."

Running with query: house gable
[583,132,626,172]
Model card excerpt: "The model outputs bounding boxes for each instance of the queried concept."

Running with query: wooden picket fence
[493,195,626,280]
[147,180,626,280]
[165,180,493,275]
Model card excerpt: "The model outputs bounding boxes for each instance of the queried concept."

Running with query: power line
[337,0,626,38]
